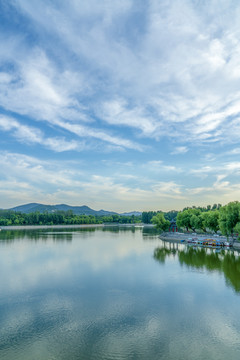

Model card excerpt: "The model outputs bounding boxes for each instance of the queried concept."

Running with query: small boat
[224,242,232,247]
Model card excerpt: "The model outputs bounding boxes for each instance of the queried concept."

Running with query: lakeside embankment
[0,223,149,231]
[160,232,240,250]
[0,224,105,230]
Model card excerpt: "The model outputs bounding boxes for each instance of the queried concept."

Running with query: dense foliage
[176,201,240,238]
[1,202,240,237]
[151,213,170,232]
[142,210,178,224]
[0,209,177,227]
[0,210,142,226]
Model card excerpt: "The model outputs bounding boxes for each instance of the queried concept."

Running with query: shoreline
[0,223,150,231]
[0,224,105,230]
[159,232,240,250]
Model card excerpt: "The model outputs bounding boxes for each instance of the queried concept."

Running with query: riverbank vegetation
[142,210,178,224]
[146,202,240,238]
[0,210,142,226]
[176,202,240,238]
[151,213,170,232]
[1,201,240,236]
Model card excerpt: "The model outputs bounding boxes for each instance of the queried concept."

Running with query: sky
[1,0,240,212]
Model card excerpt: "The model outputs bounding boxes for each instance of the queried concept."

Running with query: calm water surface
[0,226,240,360]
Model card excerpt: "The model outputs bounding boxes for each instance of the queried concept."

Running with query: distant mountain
[121,211,142,216]
[11,203,41,213]
[9,203,118,216]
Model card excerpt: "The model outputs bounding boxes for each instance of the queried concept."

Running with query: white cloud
[44,138,79,152]
[0,152,83,188]
[2,1,240,209]
[1,150,240,211]
[0,47,144,151]
[228,148,240,155]
[191,166,215,176]
[225,162,240,172]
[191,161,240,178]
[1,0,240,150]
[146,160,181,172]
[53,119,145,151]
[171,146,188,155]
[0,115,79,152]
[0,48,88,122]
[100,99,160,137]
[152,181,183,197]
[0,151,185,210]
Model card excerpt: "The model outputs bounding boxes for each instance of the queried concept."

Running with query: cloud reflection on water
[1,228,240,359]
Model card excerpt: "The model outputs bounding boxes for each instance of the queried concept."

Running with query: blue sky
[1,0,240,212]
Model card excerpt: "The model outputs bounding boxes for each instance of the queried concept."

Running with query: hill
[121,211,142,216]
[9,203,118,216]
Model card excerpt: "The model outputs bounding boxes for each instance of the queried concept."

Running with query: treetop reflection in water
[1,227,240,360]
[0,225,150,243]
[154,243,240,293]
[0,227,100,243]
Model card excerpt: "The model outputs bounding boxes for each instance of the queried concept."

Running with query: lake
[0,226,240,360]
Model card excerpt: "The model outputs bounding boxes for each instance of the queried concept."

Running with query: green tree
[151,213,170,232]
[190,214,204,232]
[142,211,157,224]
[219,202,240,240]
[164,210,178,221]
[177,210,191,231]
[234,222,240,239]
[201,210,219,233]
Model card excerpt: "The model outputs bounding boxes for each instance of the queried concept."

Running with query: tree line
[1,202,240,238]
[142,210,178,224]
[175,202,240,238]
[0,209,176,227]
[147,202,240,239]
[0,210,142,226]
[142,204,222,225]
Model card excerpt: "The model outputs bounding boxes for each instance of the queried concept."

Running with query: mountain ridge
[7,203,142,217]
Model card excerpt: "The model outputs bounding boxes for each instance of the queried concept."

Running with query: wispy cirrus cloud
[2,0,240,147]
[1,150,240,211]
[0,48,143,151]
[0,151,185,210]
[0,115,79,152]
[146,160,181,172]
[170,146,188,155]
[191,161,240,177]
[1,1,240,209]
[53,119,145,151]
[0,152,82,187]
[99,99,161,138]
[228,148,240,155]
